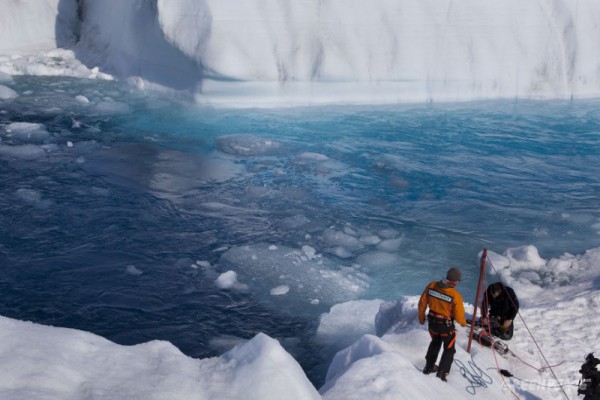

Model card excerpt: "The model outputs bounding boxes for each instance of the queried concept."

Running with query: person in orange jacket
[418,267,467,382]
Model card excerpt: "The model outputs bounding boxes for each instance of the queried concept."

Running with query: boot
[422,364,438,375]
[436,371,448,382]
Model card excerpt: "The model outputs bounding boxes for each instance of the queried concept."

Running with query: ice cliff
[1,0,600,105]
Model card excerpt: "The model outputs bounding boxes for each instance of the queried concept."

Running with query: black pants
[425,316,456,375]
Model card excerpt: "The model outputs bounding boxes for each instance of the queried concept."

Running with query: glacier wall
[0,0,78,53]
[2,0,600,104]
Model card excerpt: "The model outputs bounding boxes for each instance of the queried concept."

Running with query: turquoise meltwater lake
[1,76,600,385]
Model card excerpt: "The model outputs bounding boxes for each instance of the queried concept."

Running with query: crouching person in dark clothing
[481,282,519,340]
[418,267,467,382]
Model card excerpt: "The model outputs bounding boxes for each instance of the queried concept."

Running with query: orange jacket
[418,280,466,327]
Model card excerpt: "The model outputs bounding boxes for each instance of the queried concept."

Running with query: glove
[500,319,512,331]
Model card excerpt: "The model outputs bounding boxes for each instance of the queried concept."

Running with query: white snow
[0,318,321,400]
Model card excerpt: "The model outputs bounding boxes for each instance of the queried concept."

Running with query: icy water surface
[1,76,600,385]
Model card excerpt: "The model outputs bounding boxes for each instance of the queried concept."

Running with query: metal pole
[467,248,487,353]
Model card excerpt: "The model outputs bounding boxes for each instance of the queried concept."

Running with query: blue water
[1,76,600,386]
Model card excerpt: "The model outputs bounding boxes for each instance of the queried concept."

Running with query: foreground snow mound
[319,328,512,400]
[0,317,320,400]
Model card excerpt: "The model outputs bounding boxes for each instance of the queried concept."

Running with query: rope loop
[454,355,493,395]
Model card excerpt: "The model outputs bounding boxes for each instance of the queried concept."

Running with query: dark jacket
[482,283,519,321]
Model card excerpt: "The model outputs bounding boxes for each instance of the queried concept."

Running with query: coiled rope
[454,355,493,395]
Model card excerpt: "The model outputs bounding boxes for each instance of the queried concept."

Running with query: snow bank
[0,316,320,400]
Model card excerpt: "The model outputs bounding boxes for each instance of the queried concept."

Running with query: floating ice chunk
[270,285,290,296]
[327,246,354,259]
[195,260,211,268]
[14,188,52,208]
[377,238,403,252]
[298,152,329,161]
[125,265,143,276]
[360,235,381,245]
[356,251,401,269]
[4,122,50,143]
[379,228,400,239]
[94,101,130,114]
[322,228,364,251]
[15,188,42,204]
[280,214,310,229]
[75,95,90,104]
[214,134,280,156]
[0,84,17,99]
[302,245,316,259]
[3,143,46,158]
[0,144,46,159]
[216,271,237,288]
[343,226,357,236]
[220,243,368,312]
[215,270,249,291]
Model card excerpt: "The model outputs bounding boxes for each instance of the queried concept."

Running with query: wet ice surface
[1,76,600,385]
